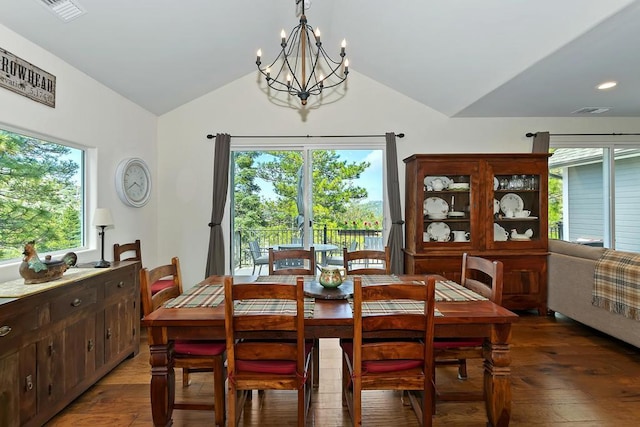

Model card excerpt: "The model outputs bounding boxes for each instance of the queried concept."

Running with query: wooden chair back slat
[268,247,316,275]
[344,246,391,274]
[113,240,141,262]
[461,253,504,304]
[139,257,183,316]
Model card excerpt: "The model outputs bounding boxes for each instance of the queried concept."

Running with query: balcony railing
[235,225,383,268]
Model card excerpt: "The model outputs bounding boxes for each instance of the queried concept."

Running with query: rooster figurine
[19,241,77,284]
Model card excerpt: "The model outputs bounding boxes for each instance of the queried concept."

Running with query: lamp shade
[93,208,114,227]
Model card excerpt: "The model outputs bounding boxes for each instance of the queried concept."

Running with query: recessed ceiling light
[597,81,617,90]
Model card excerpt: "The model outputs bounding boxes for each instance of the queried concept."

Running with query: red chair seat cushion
[174,340,226,356]
[151,279,175,295]
[236,341,313,374]
[433,338,483,348]
[340,341,423,373]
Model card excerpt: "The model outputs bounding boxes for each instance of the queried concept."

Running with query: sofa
[547,239,640,348]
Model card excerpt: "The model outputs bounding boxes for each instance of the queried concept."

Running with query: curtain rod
[206,132,405,139]
[526,132,640,137]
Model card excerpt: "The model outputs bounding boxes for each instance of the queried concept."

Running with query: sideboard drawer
[0,306,38,351]
[50,286,98,322]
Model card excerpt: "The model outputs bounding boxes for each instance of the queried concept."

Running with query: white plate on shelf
[447,211,465,218]
[423,176,452,190]
[423,197,449,215]
[494,223,508,241]
[500,193,524,215]
[427,222,451,241]
[494,177,499,191]
[494,198,500,215]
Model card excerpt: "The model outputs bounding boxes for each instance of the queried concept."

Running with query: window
[548,146,640,252]
[0,127,84,262]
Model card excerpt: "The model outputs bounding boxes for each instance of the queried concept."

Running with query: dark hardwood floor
[46,312,640,426]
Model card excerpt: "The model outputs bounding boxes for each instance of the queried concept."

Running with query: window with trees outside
[231,147,384,273]
[548,145,640,253]
[0,127,84,262]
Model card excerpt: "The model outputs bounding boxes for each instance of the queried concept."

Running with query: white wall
[158,70,640,288]
[0,24,158,282]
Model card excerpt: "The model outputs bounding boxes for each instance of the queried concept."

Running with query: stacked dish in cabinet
[493,174,540,241]
[423,176,470,242]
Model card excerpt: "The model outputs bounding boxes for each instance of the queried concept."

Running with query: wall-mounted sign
[1,47,56,108]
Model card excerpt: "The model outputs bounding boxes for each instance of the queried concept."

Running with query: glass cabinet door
[419,162,479,249]
[488,161,547,249]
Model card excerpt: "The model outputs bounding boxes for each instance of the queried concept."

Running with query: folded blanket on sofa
[593,249,640,320]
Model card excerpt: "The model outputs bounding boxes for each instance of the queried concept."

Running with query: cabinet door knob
[117,281,125,288]
[71,298,82,307]
[0,325,11,337]
[87,339,95,352]
[25,375,34,391]
[106,328,112,339]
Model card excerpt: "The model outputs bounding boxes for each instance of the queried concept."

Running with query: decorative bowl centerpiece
[318,265,346,288]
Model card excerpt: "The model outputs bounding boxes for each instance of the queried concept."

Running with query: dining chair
[344,246,391,274]
[268,246,315,275]
[223,275,313,426]
[249,240,269,275]
[434,253,503,399]
[341,276,436,426]
[113,239,141,262]
[140,257,226,426]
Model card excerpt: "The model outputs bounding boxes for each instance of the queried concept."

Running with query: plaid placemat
[163,284,224,308]
[349,299,443,317]
[434,280,488,302]
[234,298,315,318]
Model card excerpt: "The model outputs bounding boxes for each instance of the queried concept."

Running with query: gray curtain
[385,132,404,274]
[205,133,231,277]
[532,131,550,153]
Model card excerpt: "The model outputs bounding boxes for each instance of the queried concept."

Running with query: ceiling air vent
[38,0,86,22]
[572,107,611,114]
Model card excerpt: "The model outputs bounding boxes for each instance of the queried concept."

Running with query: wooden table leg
[483,323,512,427]
[148,336,175,426]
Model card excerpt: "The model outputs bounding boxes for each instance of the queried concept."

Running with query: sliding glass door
[231,147,384,274]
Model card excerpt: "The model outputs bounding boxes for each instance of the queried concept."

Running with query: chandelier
[255,0,349,106]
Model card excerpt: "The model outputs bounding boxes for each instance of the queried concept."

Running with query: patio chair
[326,241,357,266]
[249,240,269,275]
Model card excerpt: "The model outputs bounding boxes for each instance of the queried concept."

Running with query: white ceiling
[1,0,639,117]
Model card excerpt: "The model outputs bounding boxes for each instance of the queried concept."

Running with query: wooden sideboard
[0,261,140,427]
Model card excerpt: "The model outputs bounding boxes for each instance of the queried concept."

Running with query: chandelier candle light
[256,0,349,105]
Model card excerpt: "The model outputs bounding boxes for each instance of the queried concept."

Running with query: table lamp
[93,208,113,268]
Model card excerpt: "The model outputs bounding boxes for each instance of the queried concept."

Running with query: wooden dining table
[141,274,518,427]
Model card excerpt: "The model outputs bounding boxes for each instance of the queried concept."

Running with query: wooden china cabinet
[403,153,550,314]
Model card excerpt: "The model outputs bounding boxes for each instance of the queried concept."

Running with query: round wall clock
[115,157,152,207]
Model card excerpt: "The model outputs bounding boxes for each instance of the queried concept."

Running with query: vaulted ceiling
[2,0,639,117]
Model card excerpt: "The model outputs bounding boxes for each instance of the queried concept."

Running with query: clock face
[116,158,151,207]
